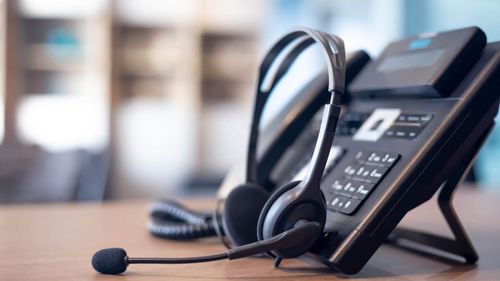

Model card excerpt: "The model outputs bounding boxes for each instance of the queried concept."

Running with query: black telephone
[94,27,500,276]
[219,26,500,274]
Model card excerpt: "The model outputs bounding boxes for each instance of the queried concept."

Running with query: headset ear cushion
[257,180,301,242]
[223,183,270,246]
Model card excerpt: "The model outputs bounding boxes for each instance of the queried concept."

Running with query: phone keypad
[326,150,400,215]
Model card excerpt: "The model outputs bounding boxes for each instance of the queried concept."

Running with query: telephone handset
[220,26,500,274]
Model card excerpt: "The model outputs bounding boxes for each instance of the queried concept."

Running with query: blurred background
[0,0,498,203]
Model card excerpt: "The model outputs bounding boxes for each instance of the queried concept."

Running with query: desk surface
[1,187,500,281]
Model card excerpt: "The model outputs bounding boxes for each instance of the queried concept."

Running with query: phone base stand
[384,124,495,264]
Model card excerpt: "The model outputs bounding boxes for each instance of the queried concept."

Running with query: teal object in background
[45,26,82,61]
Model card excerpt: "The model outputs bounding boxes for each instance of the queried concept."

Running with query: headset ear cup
[222,183,270,246]
[256,180,301,243]
[257,180,327,258]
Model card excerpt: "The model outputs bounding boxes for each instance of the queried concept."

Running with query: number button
[343,163,360,177]
[351,182,375,200]
[338,198,362,215]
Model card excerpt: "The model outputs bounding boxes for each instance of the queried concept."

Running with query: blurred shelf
[3,0,111,152]
[201,0,265,33]
[114,0,199,28]
[19,0,107,19]
[0,0,266,198]
[119,71,173,80]
[23,44,85,72]
[201,80,254,103]
[118,76,174,99]
[20,17,87,72]
[200,31,258,107]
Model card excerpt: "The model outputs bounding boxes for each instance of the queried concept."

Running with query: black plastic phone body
[254,27,500,274]
[322,43,500,274]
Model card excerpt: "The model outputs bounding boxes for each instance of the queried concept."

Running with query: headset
[92,28,346,275]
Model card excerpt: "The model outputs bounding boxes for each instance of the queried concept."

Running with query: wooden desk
[1,188,500,280]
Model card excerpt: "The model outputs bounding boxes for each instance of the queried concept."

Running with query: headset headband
[246,28,346,183]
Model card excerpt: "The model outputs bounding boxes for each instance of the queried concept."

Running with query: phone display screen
[377,49,444,72]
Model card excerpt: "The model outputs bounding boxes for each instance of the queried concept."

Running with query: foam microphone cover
[92,248,128,274]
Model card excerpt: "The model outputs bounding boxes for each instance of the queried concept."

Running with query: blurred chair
[0,145,109,204]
